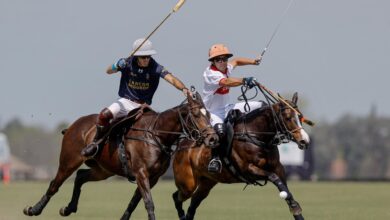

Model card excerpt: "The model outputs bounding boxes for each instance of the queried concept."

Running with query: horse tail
[61,129,68,135]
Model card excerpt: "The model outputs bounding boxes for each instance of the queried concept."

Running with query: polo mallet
[129,0,186,57]
[255,81,315,126]
[257,0,295,63]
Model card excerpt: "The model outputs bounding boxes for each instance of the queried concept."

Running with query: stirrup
[208,158,222,173]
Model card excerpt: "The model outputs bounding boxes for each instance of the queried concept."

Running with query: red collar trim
[210,65,228,75]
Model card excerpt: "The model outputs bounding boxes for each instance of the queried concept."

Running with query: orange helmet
[208,44,233,61]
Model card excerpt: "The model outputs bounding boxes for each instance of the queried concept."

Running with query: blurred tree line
[313,108,390,179]
[2,119,68,177]
[2,107,390,180]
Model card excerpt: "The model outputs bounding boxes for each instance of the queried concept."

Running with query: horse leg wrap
[294,214,305,220]
[172,191,185,219]
[287,199,303,215]
[268,173,291,200]
[30,194,51,215]
[268,173,304,218]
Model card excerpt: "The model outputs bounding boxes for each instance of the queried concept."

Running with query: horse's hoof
[23,206,33,216]
[294,214,304,220]
[59,207,71,216]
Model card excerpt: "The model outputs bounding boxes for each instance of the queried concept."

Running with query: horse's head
[273,92,310,149]
[182,90,219,148]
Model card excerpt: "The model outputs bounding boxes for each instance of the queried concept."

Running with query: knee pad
[98,108,113,126]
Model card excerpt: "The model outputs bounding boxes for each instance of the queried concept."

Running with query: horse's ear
[190,86,198,101]
[185,90,193,103]
[292,92,298,105]
[195,92,202,101]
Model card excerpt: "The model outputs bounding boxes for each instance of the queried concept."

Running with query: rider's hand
[242,77,257,89]
[182,87,191,97]
[254,57,262,65]
[115,58,127,70]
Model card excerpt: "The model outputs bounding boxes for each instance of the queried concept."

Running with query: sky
[1,0,389,129]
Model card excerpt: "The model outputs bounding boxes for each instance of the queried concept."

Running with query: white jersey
[202,63,264,126]
[202,64,234,112]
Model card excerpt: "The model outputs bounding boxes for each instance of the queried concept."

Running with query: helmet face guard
[132,38,157,56]
[208,44,233,61]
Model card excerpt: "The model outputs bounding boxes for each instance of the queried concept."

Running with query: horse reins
[237,83,298,145]
[125,100,213,153]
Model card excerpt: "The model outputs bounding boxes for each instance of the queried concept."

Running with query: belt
[122,96,146,104]
[130,99,145,104]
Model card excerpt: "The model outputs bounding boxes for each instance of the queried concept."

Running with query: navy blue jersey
[118,57,169,105]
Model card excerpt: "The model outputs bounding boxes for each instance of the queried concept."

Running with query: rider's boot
[81,108,113,157]
[208,123,225,173]
[81,125,106,157]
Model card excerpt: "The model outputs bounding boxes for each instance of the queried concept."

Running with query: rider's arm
[106,58,127,74]
[106,65,119,74]
[219,77,244,87]
[229,57,261,68]
[163,73,188,94]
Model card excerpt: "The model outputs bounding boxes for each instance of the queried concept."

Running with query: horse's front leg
[248,163,304,220]
[120,188,142,220]
[185,178,217,220]
[135,168,156,220]
[268,167,304,220]
[120,176,160,220]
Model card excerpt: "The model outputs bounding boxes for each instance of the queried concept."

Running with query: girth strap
[220,127,270,186]
[118,140,136,183]
[220,123,266,186]
[125,135,172,155]
[234,134,268,150]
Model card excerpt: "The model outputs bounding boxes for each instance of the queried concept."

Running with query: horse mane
[236,104,272,123]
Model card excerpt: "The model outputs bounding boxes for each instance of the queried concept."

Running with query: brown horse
[23,92,218,220]
[172,92,310,220]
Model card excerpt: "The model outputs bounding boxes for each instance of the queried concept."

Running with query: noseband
[275,106,305,143]
[177,103,215,144]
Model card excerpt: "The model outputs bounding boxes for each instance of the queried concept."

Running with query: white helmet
[132,38,157,56]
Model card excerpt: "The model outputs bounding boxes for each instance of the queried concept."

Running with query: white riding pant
[107,98,141,120]
[209,101,264,126]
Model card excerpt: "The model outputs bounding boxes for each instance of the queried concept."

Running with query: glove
[242,77,257,89]
[115,58,127,70]
[254,57,262,65]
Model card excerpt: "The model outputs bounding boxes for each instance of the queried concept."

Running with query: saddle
[102,104,154,182]
[106,104,154,140]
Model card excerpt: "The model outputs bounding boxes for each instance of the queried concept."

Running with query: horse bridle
[176,102,215,144]
[273,105,304,144]
[237,84,304,146]
[126,100,214,152]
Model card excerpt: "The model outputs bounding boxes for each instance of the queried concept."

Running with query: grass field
[1,180,389,220]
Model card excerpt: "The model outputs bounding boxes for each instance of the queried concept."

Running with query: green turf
[1,180,389,220]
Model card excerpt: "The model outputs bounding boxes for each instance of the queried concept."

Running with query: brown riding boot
[81,125,105,157]
[208,123,225,173]
[81,108,113,157]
